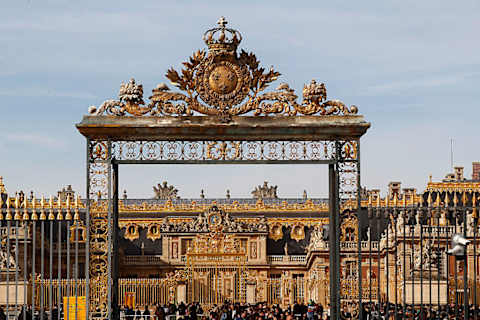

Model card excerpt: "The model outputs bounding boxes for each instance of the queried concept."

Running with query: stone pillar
[246,282,256,304]
[177,283,187,304]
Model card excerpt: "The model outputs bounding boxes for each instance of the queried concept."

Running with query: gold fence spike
[57,206,63,220]
[453,192,458,206]
[65,209,72,220]
[5,207,12,220]
[427,192,432,206]
[462,191,467,207]
[75,195,80,209]
[48,208,55,220]
[393,194,398,207]
[39,206,46,220]
[14,195,20,209]
[14,196,21,220]
[445,193,449,207]
[31,207,38,220]
[49,195,54,209]
[435,192,440,207]
[368,194,372,206]
[40,196,45,208]
[23,198,30,220]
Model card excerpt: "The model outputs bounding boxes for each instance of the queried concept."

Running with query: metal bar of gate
[15,220,19,317]
[112,161,120,320]
[474,203,478,320]
[420,206,424,317]
[32,219,36,320]
[41,218,45,318]
[403,209,406,318]
[49,218,53,320]
[454,195,459,319]
[394,206,398,319]
[376,207,380,315]
[86,137,91,320]
[328,163,339,320]
[66,219,70,320]
[385,208,389,317]
[23,219,28,320]
[57,218,62,320]
[107,140,113,320]
[356,140,363,320]
[436,201,441,316]
[463,201,468,320]
[6,219,10,319]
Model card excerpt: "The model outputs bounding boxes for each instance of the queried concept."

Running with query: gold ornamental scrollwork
[146,223,162,241]
[206,141,241,160]
[268,223,283,241]
[124,223,139,242]
[89,17,359,118]
[290,224,306,242]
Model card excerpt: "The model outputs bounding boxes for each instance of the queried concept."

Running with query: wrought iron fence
[358,193,480,320]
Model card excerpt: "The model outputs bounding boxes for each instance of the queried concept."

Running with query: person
[188,303,197,320]
[0,307,6,320]
[51,305,59,320]
[143,305,151,320]
[126,306,135,320]
[156,305,165,320]
[135,306,142,320]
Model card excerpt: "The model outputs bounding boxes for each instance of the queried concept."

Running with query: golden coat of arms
[89,17,358,118]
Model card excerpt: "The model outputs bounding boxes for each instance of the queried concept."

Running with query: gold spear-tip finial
[0,176,5,194]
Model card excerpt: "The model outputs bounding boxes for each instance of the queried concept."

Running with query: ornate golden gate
[185,207,248,308]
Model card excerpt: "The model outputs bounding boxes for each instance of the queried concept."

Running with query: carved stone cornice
[119,206,268,236]
[91,199,329,214]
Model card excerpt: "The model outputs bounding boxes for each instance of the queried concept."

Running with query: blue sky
[1,1,479,199]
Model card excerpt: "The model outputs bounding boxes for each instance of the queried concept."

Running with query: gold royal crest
[89,17,359,118]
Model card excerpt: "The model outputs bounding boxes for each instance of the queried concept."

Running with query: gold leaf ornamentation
[89,18,359,118]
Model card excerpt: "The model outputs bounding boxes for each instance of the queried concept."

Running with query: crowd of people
[120,301,480,320]
[1,301,480,319]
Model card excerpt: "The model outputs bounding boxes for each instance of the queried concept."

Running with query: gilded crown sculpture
[88,17,358,118]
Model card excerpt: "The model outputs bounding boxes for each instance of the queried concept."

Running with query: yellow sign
[63,296,86,320]
[125,292,135,309]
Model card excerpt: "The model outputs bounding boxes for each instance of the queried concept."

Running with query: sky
[0,0,479,199]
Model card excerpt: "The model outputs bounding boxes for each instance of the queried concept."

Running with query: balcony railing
[123,256,164,265]
[267,255,306,264]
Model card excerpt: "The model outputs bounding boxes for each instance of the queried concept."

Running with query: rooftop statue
[153,181,179,200]
[252,181,278,199]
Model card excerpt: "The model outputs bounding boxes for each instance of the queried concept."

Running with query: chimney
[388,182,401,199]
[454,166,464,181]
[368,189,380,202]
[473,162,480,181]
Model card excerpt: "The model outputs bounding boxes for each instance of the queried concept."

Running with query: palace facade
[1,162,480,310]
